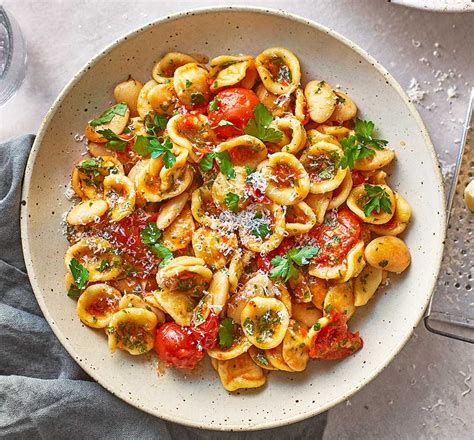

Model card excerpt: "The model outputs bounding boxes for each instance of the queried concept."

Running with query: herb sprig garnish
[269,246,320,282]
[362,184,392,217]
[133,136,177,168]
[200,151,235,179]
[140,223,173,267]
[144,113,168,135]
[244,103,283,143]
[218,318,234,348]
[89,102,128,126]
[67,258,89,298]
[224,192,240,212]
[96,129,129,152]
[339,118,388,169]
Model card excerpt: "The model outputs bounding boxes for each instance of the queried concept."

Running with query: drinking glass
[0,6,27,105]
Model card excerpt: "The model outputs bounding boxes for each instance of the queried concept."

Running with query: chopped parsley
[218,318,234,349]
[68,258,89,298]
[190,91,205,105]
[224,192,240,212]
[243,317,255,336]
[208,97,219,112]
[140,223,162,245]
[132,136,177,168]
[97,259,111,272]
[339,118,388,169]
[199,151,235,179]
[269,246,320,282]
[151,243,174,267]
[89,102,128,126]
[140,222,172,267]
[185,79,192,88]
[378,259,389,268]
[244,103,283,143]
[363,184,393,217]
[144,113,168,135]
[250,212,271,239]
[96,129,128,152]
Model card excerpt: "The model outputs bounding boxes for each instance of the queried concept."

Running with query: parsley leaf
[132,136,177,168]
[140,223,162,245]
[209,97,219,112]
[269,246,320,282]
[76,158,101,176]
[69,258,89,289]
[244,103,283,143]
[251,212,271,239]
[89,102,128,126]
[151,243,174,267]
[199,153,215,173]
[96,129,129,152]
[191,91,205,105]
[67,285,82,299]
[199,151,235,179]
[224,192,240,212]
[185,79,192,88]
[354,118,388,150]
[144,113,168,135]
[339,118,388,170]
[363,184,393,217]
[218,318,234,348]
[97,259,111,272]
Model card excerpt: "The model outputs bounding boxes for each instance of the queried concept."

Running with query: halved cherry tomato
[256,237,295,272]
[207,88,260,139]
[309,310,363,360]
[190,312,219,350]
[155,322,204,369]
[307,207,362,267]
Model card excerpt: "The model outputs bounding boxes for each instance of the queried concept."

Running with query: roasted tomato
[307,207,362,267]
[255,237,295,272]
[207,87,260,139]
[155,322,204,369]
[309,310,363,360]
[190,312,220,350]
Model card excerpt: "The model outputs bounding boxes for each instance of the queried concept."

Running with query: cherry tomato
[207,88,260,139]
[308,207,362,267]
[155,322,204,369]
[351,170,367,186]
[190,312,219,350]
[309,310,363,360]
[256,237,295,272]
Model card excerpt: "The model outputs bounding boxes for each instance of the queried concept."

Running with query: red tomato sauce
[307,207,362,267]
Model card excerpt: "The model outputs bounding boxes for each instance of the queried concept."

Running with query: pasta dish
[64,48,412,391]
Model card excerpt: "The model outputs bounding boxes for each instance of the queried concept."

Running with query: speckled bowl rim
[20,5,446,431]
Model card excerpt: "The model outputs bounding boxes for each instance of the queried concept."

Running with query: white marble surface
[1,0,472,438]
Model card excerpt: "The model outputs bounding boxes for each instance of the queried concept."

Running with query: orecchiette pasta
[64,46,412,392]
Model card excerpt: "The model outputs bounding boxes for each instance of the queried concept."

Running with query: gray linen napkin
[0,135,327,439]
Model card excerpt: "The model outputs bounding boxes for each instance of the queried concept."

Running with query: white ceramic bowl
[21,6,446,431]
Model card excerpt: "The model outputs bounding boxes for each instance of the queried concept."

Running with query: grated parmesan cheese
[406,78,428,104]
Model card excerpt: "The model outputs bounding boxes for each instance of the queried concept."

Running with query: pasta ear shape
[77,284,121,328]
[152,52,197,84]
[256,47,301,95]
[106,308,158,355]
[240,297,290,350]
[215,352,266,392]
[259,152,310,205]
[300,141,348,195]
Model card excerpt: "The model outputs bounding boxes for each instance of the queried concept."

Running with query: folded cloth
[0,136,327,440]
